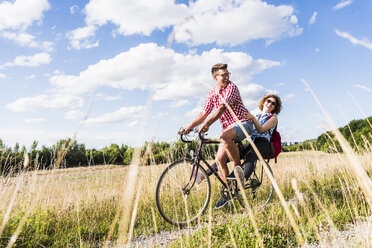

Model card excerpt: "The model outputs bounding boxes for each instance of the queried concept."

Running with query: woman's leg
[243,152,256,179]
[243,139,271,179]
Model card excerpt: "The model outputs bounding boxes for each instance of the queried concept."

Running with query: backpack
[266,114,282,159]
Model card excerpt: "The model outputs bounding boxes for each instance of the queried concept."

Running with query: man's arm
[199,104,226,132]
[181,111,209,134]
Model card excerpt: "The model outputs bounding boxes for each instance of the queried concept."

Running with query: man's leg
[220,127,245,186]
[215,145,229,183]
[214,145,231,209]
[220,127,240,166]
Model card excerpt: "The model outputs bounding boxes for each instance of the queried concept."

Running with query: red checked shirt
[202,81,248,129]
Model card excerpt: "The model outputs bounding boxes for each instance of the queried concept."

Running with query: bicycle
[155,130,274,226]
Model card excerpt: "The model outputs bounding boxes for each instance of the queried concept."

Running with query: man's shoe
[215,197,229,209]
[226,171,235,180]
[234,166,245,186]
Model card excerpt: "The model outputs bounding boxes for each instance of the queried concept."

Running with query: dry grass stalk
[347,125,361,153]
[117,148,141,246]
[292,178,323,243]
[0,176,23,237]
[348,92,372,129]
[303,79,372,209]
[228,226,238,248]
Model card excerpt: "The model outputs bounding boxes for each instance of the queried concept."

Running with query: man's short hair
[211,63,228,75]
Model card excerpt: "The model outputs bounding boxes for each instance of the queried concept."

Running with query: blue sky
[0,0,371,149]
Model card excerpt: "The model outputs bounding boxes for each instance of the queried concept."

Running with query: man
[180,63,253,209]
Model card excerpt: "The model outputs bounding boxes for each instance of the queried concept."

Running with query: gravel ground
[304,216,372,248]
[129,226,199,248]
[128,215,371,248]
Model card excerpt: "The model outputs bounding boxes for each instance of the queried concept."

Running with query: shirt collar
[216,81,230,92]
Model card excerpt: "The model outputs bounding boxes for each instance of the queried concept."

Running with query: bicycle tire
[237,160,274,210]
[155,159,211,226]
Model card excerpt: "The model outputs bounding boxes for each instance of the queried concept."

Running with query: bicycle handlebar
[179,129,220,144]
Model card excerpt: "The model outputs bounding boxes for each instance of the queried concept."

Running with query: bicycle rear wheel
[155,159,211,226]
[238,160,274,210]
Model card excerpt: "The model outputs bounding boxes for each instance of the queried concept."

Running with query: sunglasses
[215,72,231,78]
[266,99,276,106]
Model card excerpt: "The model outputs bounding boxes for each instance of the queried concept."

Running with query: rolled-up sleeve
[202,91,215,115]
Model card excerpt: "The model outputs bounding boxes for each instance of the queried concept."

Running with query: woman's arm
[245,112,277,134]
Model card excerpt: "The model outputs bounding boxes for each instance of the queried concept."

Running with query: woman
[242,94,282,180]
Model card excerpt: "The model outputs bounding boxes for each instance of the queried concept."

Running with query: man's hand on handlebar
[198,123,209,133]
[179,127,192,135]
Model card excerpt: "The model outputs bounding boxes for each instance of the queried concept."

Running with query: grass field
[0,150,371,247]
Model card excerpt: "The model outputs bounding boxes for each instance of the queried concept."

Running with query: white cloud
[169,99,190,108]
[315,48,320,52]
[127,120,147,128]
[0,127,71,148]
[186,106,202,118]
[64,110,86,120]
[282,93,295,102]
[84,0,189,36]
[84,106,146,125]
[1,53,51,68]
[0,0,50,31]
[0,32,53,51]
[334,0,353,10]
[0,73,6,79]
[154,112,168,119]
[353,84,372,92]
[66,25,99,50]
[50,43,281,103]
[6,94,84,112]
[174,0,302,46]
[70,5,79,14]
[75,0,301,47]
[24,118,46,124]
[335,29,372,50]
[239,83,276,109]
[26,74,36,79]
[104,95,122,101]
[277,82,285,86]
[309,12,317,25]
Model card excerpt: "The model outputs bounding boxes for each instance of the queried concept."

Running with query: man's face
[213,69,230,88]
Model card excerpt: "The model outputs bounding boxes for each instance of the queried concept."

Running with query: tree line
[0,137,219,175]
[3,116,368,175]
[0,138,134,175]
[284,117,372,153]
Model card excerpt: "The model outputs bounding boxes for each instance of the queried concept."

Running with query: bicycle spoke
[237,161,274,210]
[155,159,211,226]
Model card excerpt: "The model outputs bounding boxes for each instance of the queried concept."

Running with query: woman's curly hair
[258,94,282,115]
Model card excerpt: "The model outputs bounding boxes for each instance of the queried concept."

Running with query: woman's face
[263,97,277,113]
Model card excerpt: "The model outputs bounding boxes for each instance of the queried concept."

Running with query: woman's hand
[244,111,255,121]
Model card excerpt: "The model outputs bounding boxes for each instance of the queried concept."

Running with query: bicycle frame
[183,131,230,193]
[155,130,275,226]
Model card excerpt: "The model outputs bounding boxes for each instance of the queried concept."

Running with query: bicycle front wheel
[238,160,274,210]
[155,159,211,226]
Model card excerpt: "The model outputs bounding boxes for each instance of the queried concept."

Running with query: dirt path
[129,216,372,247]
